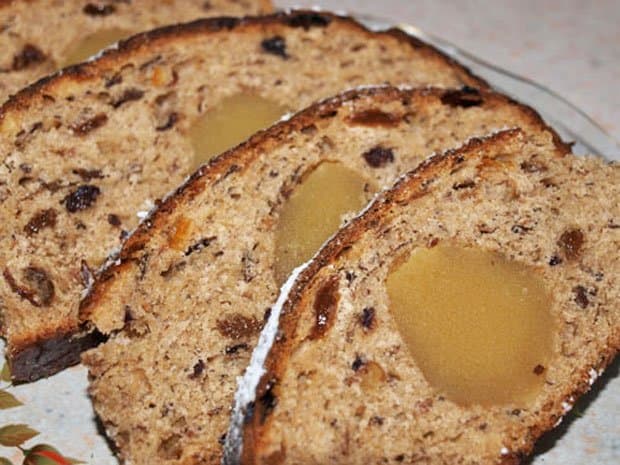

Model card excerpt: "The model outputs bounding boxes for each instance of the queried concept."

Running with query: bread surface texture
[0,0,272,102]
[81,87,567,465]
[238,129,619,465]
[0,11,487,382]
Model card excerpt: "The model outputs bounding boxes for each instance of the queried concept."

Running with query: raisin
[362,146,395,168]
[111,88,144,108]
[23,267,55,306]
[225,343,249,355]
[188,359,205,379]
[24,208,57,235]
[352,355,365,372]
[360,307,375,330]
[533,364,545,375]
[4,267,55,307]
[184,236,217,256]
[83,3,116,16]
[62,185,101,212]
[261,36,288,59]
[573,285,589,309]
[71,113,108,135]
[440,86,483,108]
[12,44,46,71]
[215,314,262,340]
[309,275,339,339]
[107,213,121,226]
[72,168,104,181]
[557,228,584,261]
[348,109,401,127]
[452,180,476,190]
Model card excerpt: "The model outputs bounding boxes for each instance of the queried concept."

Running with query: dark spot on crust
[107,213,121,227]
[111,88,144,108]
[83,3,116,16]
[557,228,584,261]
[549,255,562,266]
[10,328,105,382]
[360,307,375,330]
[12,44,46,71]
[362,146,395,168]
[533,364,545,375]
[155,112,178,131]
[216,314,262,340]
[258,378,278,424]
[261,36,289,59]
[205,17,240,31]
[225,343,249,355]
[369,416,384,426]
[188,359,205,379]
[3,267,55,307]
[573,285,589,309]
[24,208,57,235]
[309,275,340,340]
[72,168,104,181]
[184,236,216,256]
[452,180,476,190]
[286,12,331,29]
[61,185,101,213]
[440,86,483,108]
[348,109,401,127]
[71,113,108,135]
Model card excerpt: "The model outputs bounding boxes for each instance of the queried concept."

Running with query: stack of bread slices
[0,3,617,465]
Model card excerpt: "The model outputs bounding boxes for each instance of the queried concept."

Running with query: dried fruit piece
[62,185,101,213]
[362,146,395,168]
[557,228,584,261]
[24,209,57,236]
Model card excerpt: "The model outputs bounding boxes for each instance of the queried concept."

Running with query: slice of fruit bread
[0,10,488,382]
[81,87,568,465]
[232,129,618,465]
[0,0,272,102]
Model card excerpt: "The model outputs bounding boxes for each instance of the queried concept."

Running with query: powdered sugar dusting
[223,260,311,465]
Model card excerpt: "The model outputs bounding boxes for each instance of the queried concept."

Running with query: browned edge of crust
[0,9,488,119]
[9,325,106,383]
[79,85,569,326]
[0,1,275,16]
[240,129,616,465]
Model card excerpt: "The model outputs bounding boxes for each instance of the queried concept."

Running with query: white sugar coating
[500,447,510,455]
[223,260,311,465]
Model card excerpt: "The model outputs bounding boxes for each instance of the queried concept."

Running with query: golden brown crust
[0,10,487,122]
[241,129,617,464]
[79,86,568,324]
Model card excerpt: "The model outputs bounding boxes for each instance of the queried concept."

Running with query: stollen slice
[233,129,618,465]
[0,0,272,102]
[0,10,487,382]
[80,87,568,465]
